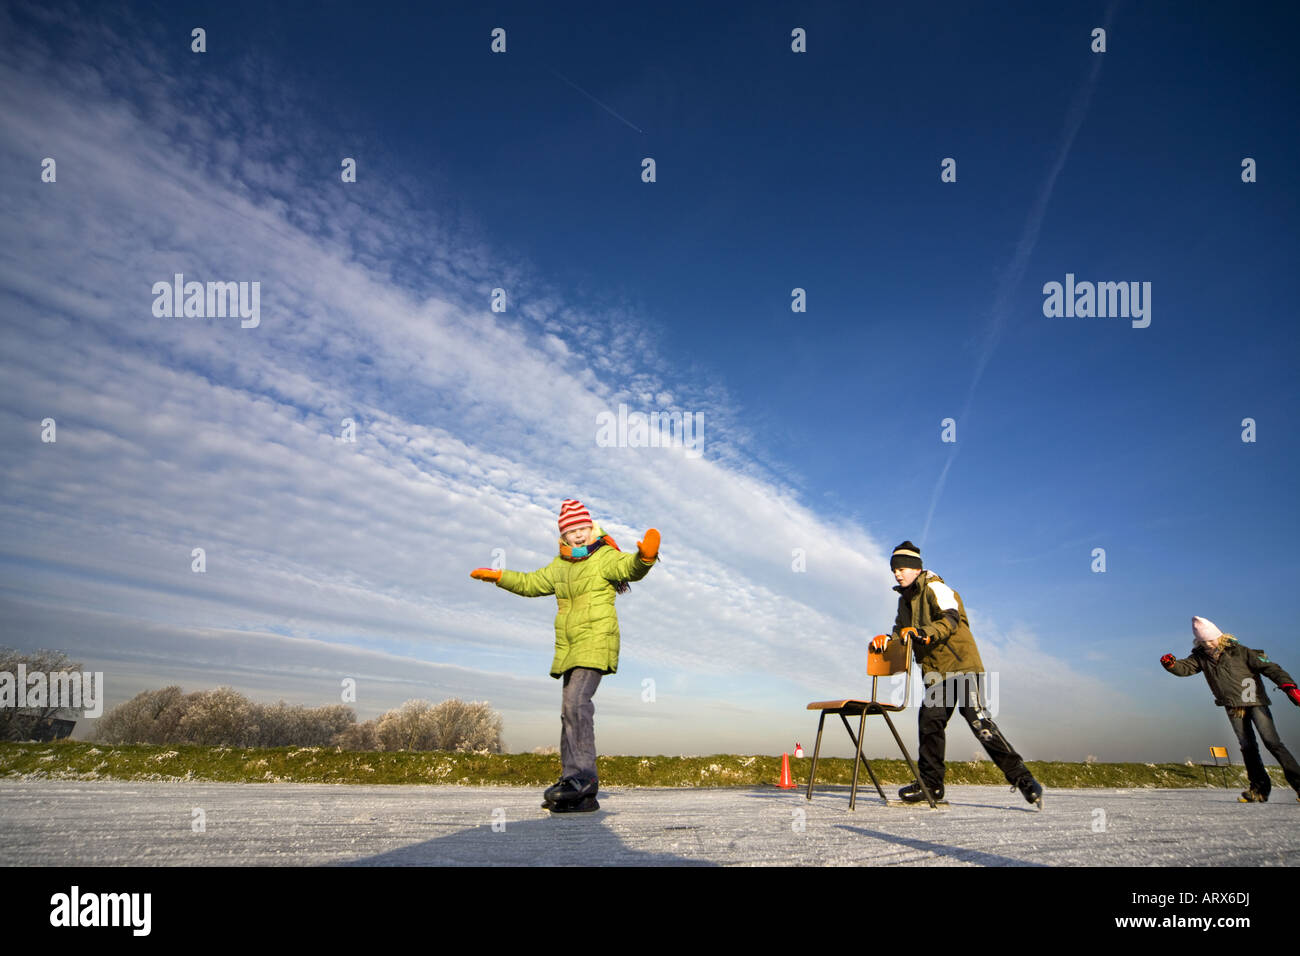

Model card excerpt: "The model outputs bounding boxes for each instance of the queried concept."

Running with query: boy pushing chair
[886,541,1043,808]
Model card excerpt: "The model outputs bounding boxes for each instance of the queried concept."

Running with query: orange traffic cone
[778,752,797,789]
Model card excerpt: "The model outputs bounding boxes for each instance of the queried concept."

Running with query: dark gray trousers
[1226,704,1300,796]
[561,666,602,783]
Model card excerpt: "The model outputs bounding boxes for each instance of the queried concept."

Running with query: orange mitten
[637,528,660,561]
[870,634,890,652]
[470,568,502,582]
[901,626,928,646]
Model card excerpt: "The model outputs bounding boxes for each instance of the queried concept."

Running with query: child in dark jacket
[1162,616,1300,802]
[882,541,1042,808]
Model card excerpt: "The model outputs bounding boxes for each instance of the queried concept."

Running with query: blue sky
[2,0,1298,761]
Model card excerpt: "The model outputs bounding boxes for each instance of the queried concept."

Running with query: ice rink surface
[1,780,1296,866]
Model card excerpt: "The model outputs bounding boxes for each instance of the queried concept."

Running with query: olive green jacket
[891,570,985,676]
[496,524,656,678]
[1165,635,1295,707]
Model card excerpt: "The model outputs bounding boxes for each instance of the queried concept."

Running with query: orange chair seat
[807,699,905,713]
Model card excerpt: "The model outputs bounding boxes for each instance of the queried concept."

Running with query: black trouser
[918,673,1029,788]
[1226,704,1300,796]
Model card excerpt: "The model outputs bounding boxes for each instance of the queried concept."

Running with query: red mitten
[470,568,502,582]
[1281,683,1300,707]
[1160,653,1176,670]
[637,528,660,561]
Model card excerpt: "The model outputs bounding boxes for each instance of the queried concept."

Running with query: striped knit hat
[890,541,923,571]
[558,499,593,533]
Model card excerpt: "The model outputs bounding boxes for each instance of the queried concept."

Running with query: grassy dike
[0,741,1285,789]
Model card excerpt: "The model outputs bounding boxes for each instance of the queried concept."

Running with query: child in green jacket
[471,499,659,811]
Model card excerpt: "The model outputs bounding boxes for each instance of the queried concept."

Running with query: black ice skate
[1014,775,1044,809]
[543,778,570,804]
[542,776,598,811]
[545,795,600,813]
[898,781,943,803]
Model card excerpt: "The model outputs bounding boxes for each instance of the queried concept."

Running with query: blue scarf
[560,534,630,594]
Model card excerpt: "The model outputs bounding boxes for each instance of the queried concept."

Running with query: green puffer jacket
[496,524,656,678]
[891,570,985,676]
[1165,635,1295,707]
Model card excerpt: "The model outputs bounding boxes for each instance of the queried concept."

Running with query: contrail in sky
[547,66,645,134]
[921,2,1119,547]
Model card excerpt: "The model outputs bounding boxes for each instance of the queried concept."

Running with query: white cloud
[0,6,1186,759]
[0,9,909,754]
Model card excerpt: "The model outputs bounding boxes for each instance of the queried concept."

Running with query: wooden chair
[805,631,940,809]
[1200,746,1232,787]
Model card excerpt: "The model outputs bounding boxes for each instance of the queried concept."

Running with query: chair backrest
[1210,746,1229,762]
[866,634,912,707]
[867,635,910,676]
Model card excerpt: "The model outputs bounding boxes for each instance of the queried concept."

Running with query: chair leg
[849,710,868,810]
[838,713,886,801]
[806,712,828,801]
[858,751,887,802]
[882,711,939,808]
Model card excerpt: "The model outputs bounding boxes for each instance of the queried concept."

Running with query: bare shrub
[331,719,378,752]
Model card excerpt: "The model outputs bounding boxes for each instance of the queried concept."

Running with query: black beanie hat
[890,540,923,571]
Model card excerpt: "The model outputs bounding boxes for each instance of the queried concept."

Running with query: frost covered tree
[0,647,85,741]
[95,686,188,744]
[249,701,355,747]
[374,699,503,753]
[175,687,257,746]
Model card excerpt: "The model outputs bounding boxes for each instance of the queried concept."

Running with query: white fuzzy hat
[1192,616,1223,646]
